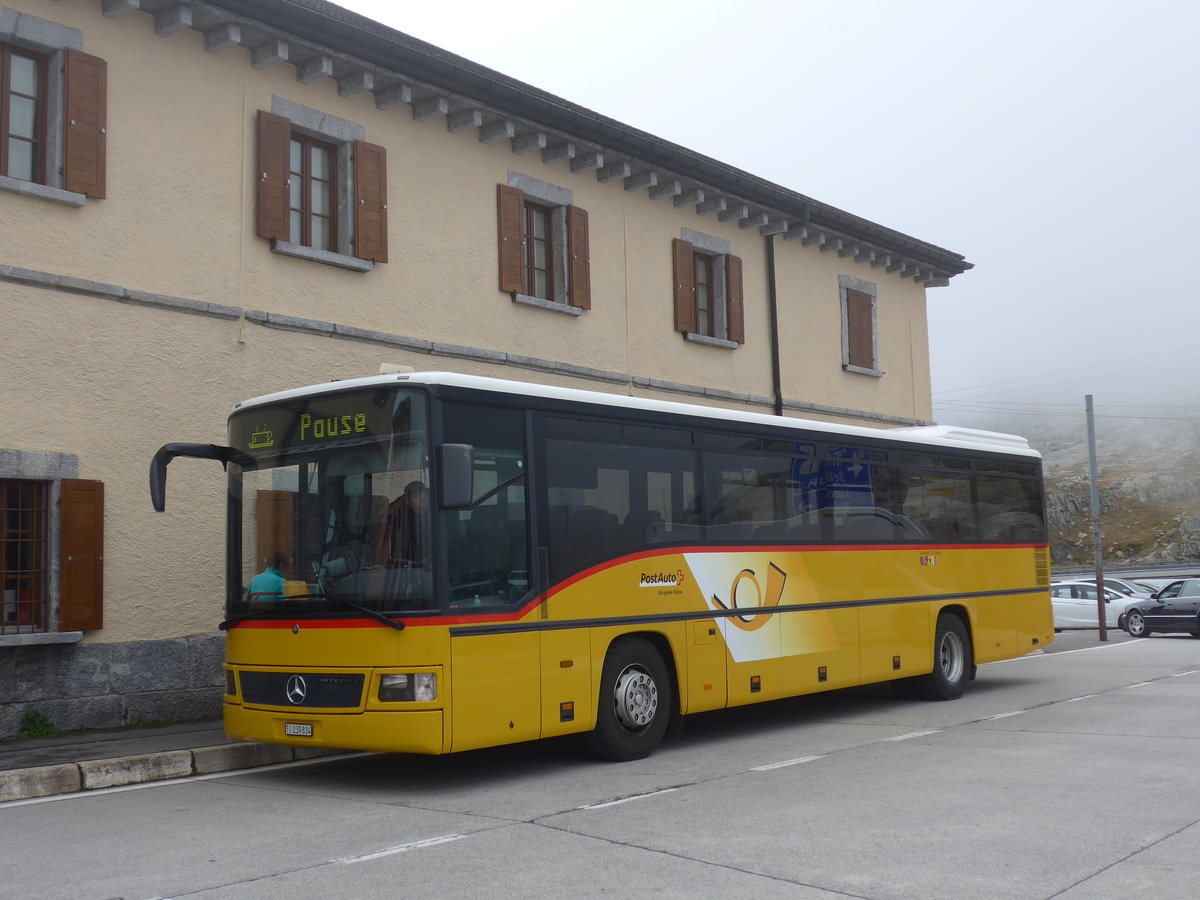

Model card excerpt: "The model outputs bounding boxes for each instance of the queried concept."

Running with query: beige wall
[2,0,938,645]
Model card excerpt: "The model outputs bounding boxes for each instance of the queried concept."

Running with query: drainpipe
[766,233,784,416]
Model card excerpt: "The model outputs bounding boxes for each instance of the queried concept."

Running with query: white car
[1073,577,1157,599]
[1050,581,1140,630]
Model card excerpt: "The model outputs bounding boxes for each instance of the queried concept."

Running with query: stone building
[0,0,970,735]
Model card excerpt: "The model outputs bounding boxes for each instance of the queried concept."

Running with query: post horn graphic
[711,562,787,632]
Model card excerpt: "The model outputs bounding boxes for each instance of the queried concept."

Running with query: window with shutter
[498,175,590,312]
[840,277,881,375]
[672,232,744,347]
[0,453,92,636]
[255,103,387,268]
[0,14,107,203]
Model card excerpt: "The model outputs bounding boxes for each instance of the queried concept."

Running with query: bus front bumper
[224,702,445,755]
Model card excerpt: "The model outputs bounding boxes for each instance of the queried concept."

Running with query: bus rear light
[225,670,237,697]
[379,673,437,702]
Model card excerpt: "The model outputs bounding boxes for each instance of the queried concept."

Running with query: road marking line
[1064,694,1097,702]
[335,834,466,864]
[982,710,1023,720]
[581,787,678,810]
[752,755,824,771]
[885,730,939,742]
[1171,670,1198,677]
[986,640,1143,664]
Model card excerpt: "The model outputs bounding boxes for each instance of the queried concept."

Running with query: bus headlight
[379,673,437,702]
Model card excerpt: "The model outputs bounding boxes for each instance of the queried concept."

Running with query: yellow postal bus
[151,371,1053,760]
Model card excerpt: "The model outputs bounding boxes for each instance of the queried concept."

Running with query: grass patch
[16,710,59,740]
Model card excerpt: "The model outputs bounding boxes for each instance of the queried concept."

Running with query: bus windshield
[227,386,432,619]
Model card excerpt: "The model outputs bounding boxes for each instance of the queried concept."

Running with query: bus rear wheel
[586,637,672,761]
[918,614,971,701]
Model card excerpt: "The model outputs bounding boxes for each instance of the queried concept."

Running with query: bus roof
[232,370,1039,458]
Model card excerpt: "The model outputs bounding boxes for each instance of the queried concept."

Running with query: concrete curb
[0,743,347,802]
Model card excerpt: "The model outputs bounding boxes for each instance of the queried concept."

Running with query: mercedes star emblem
[286,675,307,704]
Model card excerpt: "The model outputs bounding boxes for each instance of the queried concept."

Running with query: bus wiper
[219,594,405,631]
[329,595,406,631]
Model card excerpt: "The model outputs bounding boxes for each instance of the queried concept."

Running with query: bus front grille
[239,671,365,708]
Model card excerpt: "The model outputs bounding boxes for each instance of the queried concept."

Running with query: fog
[337,0,1200,434]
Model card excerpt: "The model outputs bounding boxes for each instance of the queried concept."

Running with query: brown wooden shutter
[726,254,744,344]
[846,289,874,368]
[354,140,388,262]
[62,50,106,198]
[59,479,103,631]
[672,238,695,333]
[256,110,291,241]
[567,205,591,309]
[497,184,525,293]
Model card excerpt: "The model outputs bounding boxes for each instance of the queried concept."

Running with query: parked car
[1120,579,1200,637]
[1075,577,1156,599]
[1051,581,1140,630]
[1129,577,1185,592]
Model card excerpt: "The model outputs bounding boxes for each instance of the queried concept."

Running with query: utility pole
[1086,395,1107,640]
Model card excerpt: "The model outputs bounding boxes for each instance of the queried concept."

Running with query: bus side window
[545,438,695,580]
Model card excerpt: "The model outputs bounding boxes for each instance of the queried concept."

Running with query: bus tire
[586,637,672,761]
[918,614,971,701]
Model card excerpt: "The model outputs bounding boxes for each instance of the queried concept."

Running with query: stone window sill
[0,632,84,648]
[0,176,86,207]
[271,240,374,272]
[512,293,583,316]
[685,332,738,350]
[844,364,883,377]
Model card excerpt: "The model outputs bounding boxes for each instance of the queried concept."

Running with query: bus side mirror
[150,443,251,512]
[439,443,474,509]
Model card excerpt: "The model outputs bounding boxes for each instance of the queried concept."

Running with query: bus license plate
[285,723,313,737]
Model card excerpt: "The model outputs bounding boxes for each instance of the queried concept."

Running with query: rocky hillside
[946,411,1200,566]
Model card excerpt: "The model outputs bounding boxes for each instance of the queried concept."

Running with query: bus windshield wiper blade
[219,614,254,631]
[330,596,406,631]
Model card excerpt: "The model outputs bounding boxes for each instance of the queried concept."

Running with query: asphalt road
[4,630,1199,900]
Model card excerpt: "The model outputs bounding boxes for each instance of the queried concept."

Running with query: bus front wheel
[586,637,672,761]
[918,614,971,701]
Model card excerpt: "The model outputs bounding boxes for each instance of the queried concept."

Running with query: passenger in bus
[246,552,288,604]
[388,481,429,565]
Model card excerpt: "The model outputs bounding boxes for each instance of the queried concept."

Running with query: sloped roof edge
[209,0,972,275]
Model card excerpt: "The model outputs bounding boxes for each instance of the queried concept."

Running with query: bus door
[441,401,540,752]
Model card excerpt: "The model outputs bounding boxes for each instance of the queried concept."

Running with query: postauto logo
[639,569,686,588]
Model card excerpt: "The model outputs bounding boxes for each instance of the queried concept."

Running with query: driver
[247,552,289,603]
[388,481,429,565]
